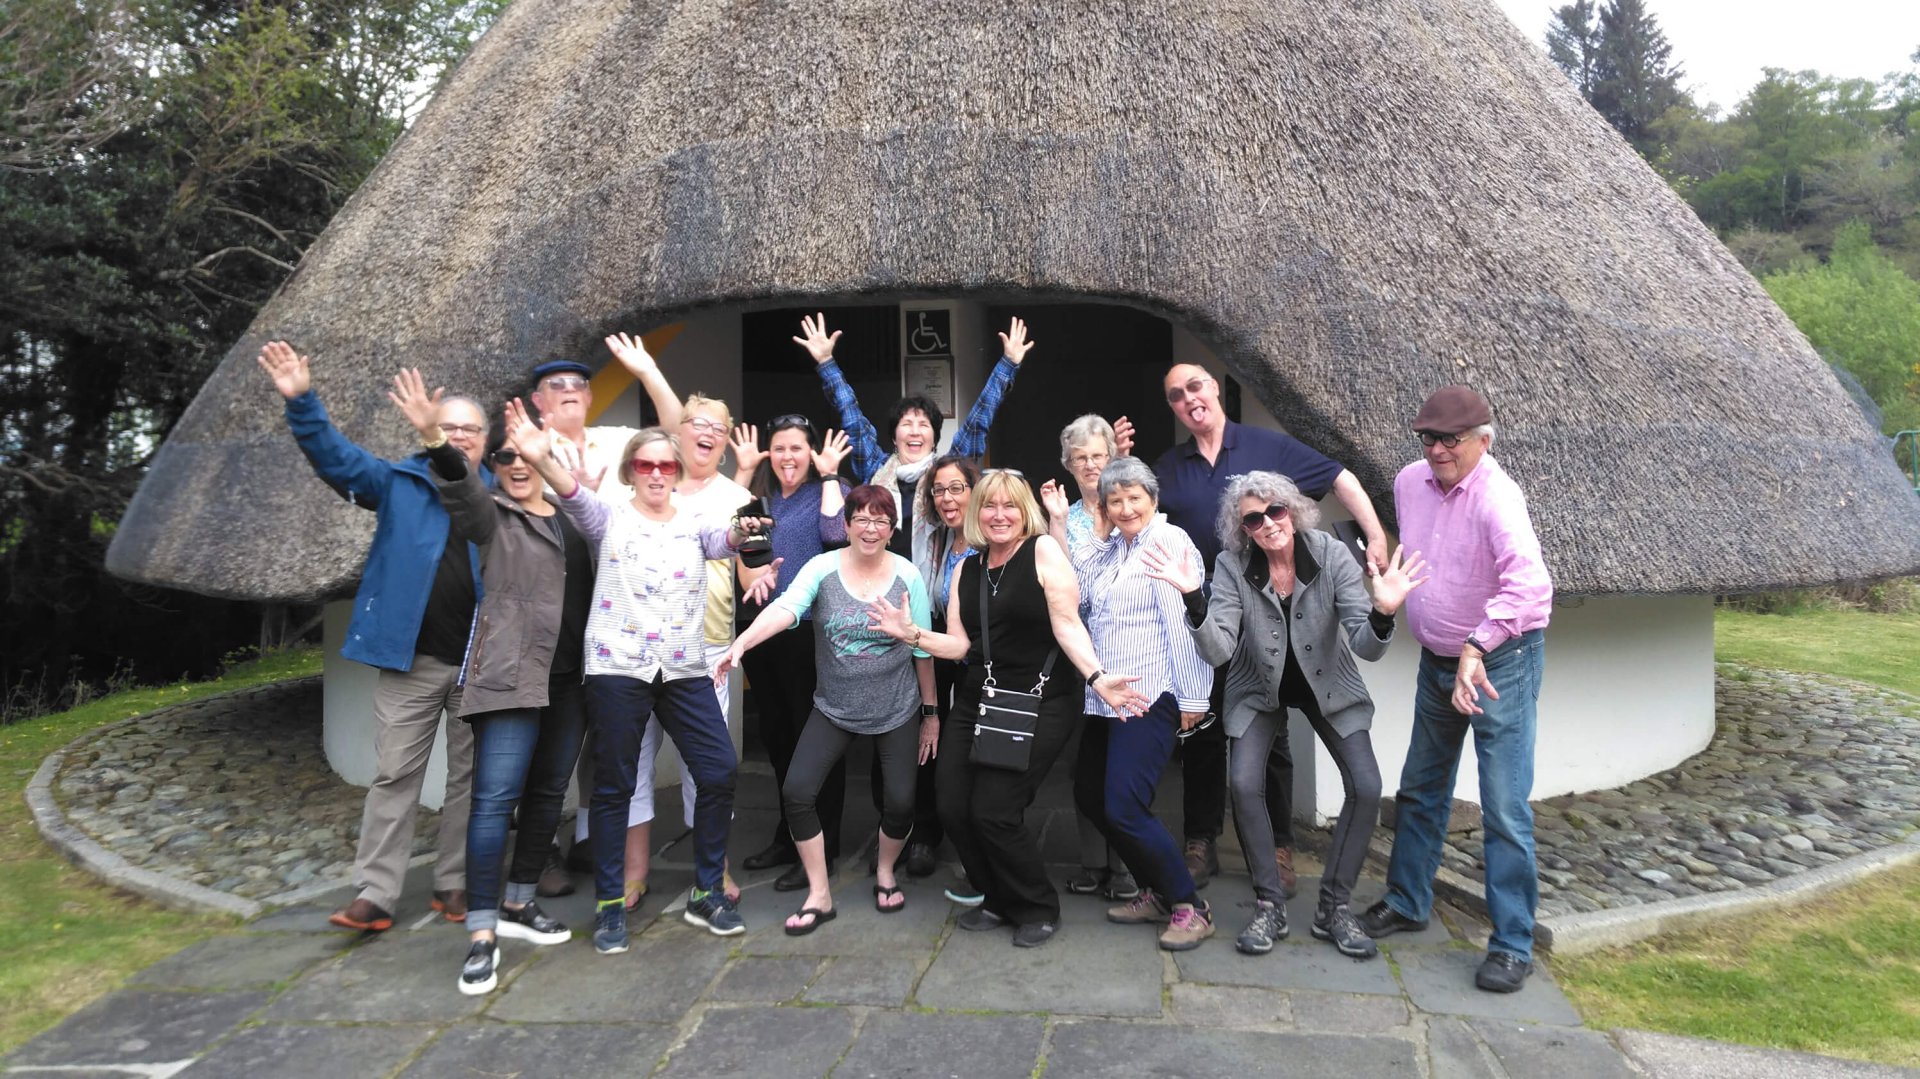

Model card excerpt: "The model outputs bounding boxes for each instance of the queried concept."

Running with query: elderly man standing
[1359,385,1552,993]
[1152,363,1388,890]
[529,332,684,506]
[257,340,489,932]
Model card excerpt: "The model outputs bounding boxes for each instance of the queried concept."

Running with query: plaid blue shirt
[816,356,1021,482]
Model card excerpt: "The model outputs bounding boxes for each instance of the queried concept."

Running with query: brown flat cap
[1412,385,1492,432]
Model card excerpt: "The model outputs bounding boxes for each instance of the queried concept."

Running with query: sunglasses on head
[1417,431,1467,448]
[1165,377,1211,405]
[769,413,814,432]
[630,458,681,477]
[1240,503,1289,531]
[489,448,521,467]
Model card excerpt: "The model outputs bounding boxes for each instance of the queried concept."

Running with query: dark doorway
[984,304,1176,486]
[740,305,900,445]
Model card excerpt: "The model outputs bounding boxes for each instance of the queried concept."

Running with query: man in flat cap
[1359,385,1552,993]
[529,333,686,506]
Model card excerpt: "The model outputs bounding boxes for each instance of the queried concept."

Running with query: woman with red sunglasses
[507,402,768,953]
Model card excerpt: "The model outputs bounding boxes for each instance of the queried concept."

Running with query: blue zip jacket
[284,389,488,672]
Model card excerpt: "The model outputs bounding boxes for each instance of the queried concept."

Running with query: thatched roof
[107,0,1920,600]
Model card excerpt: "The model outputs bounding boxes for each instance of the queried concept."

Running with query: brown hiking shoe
[328,897,394,931]
[431,889,468,922]
[1158,901,1216,951]
[1106,889,1171,925]
[1184,838,1219,889]
[1275,846,1298,898]
[536,852,575,898]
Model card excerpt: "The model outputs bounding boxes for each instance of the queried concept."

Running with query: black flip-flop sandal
[784,906,837,937]
[874,884,906,914]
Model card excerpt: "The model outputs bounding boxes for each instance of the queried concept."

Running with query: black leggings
[784,710,918,843]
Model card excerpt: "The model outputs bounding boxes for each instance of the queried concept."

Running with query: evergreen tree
[1545,1,1603,101]
[1591,0,1687,152]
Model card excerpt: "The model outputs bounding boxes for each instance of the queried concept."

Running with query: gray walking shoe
[1235,899,1289,955]
[1312,902,1379,959]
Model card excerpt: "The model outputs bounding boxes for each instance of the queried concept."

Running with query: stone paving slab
[655,1006,856,1078]
[708,956,823,1002]
[1470,1019,1641,1079]
[915,900,1163,1016]
[1169,983,1294,1028]
[398,1022,681,1078]
[128,931,355,989]
[4,988,269,1068]
[802,956,922,1007]
[1427,1015,1502,1079]
[1173,934,1404,996]
[833,1012,1046,1079]
[1392,946,1582,1026]
[1291,989,1414,1032]
[1048,1018,1421,1076]
[735,875,951,957]
[490,931,729,1024]
[174,1023,434,1079]
[263,926,529,1023]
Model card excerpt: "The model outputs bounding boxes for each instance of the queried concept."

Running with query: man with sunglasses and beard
[1358,385,1552,995]
[1151,363,1389,895]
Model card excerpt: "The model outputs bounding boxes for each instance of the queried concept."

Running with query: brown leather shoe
[1183,838,1219,889]
[1275,846,1298,899]
[328,897,394,931]
[536,853,575,898]
[431,889,468,922]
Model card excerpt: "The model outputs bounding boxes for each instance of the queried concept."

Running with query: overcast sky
[1489,1,1920,112]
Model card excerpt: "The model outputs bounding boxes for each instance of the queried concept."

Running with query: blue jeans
[585,674,737,899]
[1384,630,1545,961]
[464,678,589,932]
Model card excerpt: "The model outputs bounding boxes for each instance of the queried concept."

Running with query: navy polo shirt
[1152,420,1343,574]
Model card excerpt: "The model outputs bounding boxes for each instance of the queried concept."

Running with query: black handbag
[970,562,1058,772]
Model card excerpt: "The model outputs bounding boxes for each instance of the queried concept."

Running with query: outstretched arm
[259,340,395,510]
[1331,469,1389,574]
[605,333,683,428]
[797,314,885,481]
[947,317,1031,459]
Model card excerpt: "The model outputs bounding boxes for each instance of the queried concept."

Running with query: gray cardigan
[1187,528,1392,739]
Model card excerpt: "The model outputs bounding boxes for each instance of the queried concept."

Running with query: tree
[1591,0,1688,153]
[1763,220,1920,433]
[1545,1,1603,101]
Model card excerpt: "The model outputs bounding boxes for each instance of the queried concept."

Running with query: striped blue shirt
[1073,514,1213,715]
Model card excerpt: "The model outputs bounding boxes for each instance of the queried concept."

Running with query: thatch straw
[107,0,1920,600]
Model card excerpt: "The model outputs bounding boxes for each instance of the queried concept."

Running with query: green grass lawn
[0,647,321,1056]
[1554,606,1920,1067]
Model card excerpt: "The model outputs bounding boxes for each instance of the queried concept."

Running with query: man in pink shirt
[1357,385,1552,994]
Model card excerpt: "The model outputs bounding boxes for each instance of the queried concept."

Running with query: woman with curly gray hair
[1141,470,1425,959]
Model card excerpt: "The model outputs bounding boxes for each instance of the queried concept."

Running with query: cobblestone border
[22,681,324,920]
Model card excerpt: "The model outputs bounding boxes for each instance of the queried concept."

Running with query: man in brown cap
[1357,385,1553,994]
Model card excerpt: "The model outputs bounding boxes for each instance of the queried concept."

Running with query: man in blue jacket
[259,340,490,931]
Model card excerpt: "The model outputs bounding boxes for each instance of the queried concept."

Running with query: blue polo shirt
[1152,420,1343,574]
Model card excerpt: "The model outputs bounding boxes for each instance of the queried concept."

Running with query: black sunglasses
[769,413,815,432]
[489,448,522,467]
[1417,431,1467,448]
[1239,503,1289,531]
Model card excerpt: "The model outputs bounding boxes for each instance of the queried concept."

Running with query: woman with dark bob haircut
[1142,470,1425,958]
[718,485,937,935]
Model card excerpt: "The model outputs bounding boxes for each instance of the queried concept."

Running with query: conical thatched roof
[107,0,1920,600]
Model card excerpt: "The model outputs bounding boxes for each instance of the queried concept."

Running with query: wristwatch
[1464,635,1489,657]
[1089,669,1106,687]
[920,703,938,717]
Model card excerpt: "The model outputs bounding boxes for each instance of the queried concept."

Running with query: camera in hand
[735,497,774,568]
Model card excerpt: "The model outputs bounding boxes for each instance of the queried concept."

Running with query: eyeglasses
[981,468,1025,478]
[930,482,972,498]
[439,422,485,437]
[849,515,893,530]
[1068,452,1110,469]
[489,449,521,467]
[681,417,727,435]
[1417,431,1467,448]
[630,458,681,476]
[539,375,590,392]
[1165,377,1211,405]
[1240,503,1289,531]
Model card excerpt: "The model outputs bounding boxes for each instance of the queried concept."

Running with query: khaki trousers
[351,654,474,910]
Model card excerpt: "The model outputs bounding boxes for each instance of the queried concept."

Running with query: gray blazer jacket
[1187,528,1392,739]
[438,469,570,718]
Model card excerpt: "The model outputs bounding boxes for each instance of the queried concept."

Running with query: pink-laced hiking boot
[1158,902,1215,951]
[1105,888,1170,925]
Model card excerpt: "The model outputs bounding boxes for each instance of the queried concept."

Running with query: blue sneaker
[683,888,746,936]
[593,902,628,955]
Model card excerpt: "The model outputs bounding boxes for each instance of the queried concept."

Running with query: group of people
[260,309,1552,999]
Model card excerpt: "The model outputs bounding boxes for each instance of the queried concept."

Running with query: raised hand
[503,398,551,464]
[1093,671,1151,719]
[604,332,657,378]
[1038,478,1070,520]
[813,428,851,477]
[1139,539,1203,595]
[1368,544,1429,616]
[998,316,1036,365]
[741,557,784,605]
[386,367,445,442]
[865,590,917,641]
[792,313,841,366]
[1112,415,1135,457]
[730,424,765,476]
[551,437,606,492]
[256,340,311,400]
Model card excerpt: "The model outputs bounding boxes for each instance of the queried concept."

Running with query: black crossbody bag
[971,564,1059,772]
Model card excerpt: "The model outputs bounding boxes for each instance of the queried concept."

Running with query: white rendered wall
[322,600,456,810]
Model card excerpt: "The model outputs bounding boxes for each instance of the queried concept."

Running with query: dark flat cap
[530,359,593,386]
[1412,385,1492,432]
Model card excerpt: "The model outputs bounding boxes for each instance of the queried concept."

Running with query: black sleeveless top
[957,539,1079,700]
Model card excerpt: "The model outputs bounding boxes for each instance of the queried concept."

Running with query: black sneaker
[457,939,499,995]
[903,841,938,878]
[498,901,571,946]
[684,889,747,936]
[1356,899,1428,938]
[1476,951,1533,993]
[593,903,628,955]
[1101,870,1141,902]
[956,907,1007,932]
[1235,900,1288,955]
[1064,868,1107,895]
[1311,903,1378,959]
[1012,921,1058,948]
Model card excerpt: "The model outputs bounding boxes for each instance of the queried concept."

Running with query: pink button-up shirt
[1393,454,1552,656]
